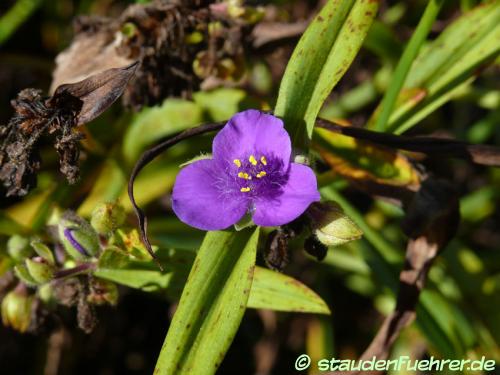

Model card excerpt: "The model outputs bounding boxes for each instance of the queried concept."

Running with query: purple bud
[63,228,91,257]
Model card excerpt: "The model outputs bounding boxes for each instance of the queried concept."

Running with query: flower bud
[30,241,55,265]
[90,202,126,235]
[1,286,33,333]
[25,258,54,284]
[7,235,32,261]
[58,213,100,260]
[14,264,38,286]
[308,202,363,247]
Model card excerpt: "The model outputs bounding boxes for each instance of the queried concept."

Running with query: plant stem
[54,263,96,279]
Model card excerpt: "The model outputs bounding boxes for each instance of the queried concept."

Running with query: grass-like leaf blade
[274,0,379,146]
[153,229,259,374]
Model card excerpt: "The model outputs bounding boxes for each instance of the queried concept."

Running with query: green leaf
[95,247,194,298]
[417,291,465,357]
[274,0,379,146]
[193,88,247,121]
[363,20,402,63]
[384,2,500,133]
[320,185,476,356]
[248,267,330,315]
[0,212,27,236]
[122,99,203,162]
[77,160,126,217]
[96,247,330,314]
[314,126,420,187]
[373,0,444,131]
[5,183,55,228]
[0,0,42,46]
[154,229,259,374]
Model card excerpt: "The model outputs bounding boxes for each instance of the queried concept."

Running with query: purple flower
[171,110,320,230]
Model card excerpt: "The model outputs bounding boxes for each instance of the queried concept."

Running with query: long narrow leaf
[248,267,331,314]
[274,0,379,146]
[373,0,444,131]
[154,229,259,374]
[385,2,500,133]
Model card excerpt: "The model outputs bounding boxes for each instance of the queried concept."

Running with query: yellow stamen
[238,172,251,180]
[249,155,257,166]
[240,187,251,192]
[256,171,267,178]
[260,156,267,165]
[233,159,242,168]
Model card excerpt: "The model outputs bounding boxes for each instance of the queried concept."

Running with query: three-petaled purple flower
[172,110,320,230]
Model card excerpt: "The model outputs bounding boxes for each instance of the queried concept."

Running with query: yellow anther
[249,155,258,166]
[233,159,242,168]
[260,156,267,165]
[240,187,251,192]
[256,171,267,178]
[238,172,251,180]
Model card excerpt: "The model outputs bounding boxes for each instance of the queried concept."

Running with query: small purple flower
[171,110,321,230]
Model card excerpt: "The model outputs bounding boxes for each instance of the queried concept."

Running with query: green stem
[0,0,43,46]
[374,0,444,133]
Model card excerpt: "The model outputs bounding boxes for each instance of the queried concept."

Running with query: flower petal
[252,163,320,227]
[172,159,248,230]
[212,110,291,167]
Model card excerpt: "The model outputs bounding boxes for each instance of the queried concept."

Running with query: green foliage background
[0,0,499,374]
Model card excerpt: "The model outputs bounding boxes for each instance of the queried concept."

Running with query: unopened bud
[7,235,32,261]
[90,202,126,234]
[59,212,100,260]
[1,286,33,333]
[25,258,54,284]
[14,264,38,286]
[308,202,363,247]
[30,241,55,265]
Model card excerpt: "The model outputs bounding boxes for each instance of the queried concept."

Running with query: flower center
[231,154,286,197]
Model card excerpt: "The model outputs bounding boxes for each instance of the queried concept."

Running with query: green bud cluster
[2,204,128,334]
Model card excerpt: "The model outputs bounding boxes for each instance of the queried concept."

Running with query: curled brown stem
[127,121,225,271]
[315,118,500,167]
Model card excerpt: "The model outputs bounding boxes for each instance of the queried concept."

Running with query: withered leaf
[0,64,137,197]
[52,62,138,125]
[263,229,290,272]
[52,0,258,108]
